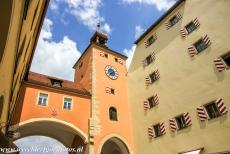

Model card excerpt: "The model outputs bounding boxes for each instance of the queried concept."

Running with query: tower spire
[96,21,100,31]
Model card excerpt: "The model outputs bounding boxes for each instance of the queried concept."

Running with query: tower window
[153,123,162,138]
[109,107,117,121]
[194,39,207,53]
[104,54,108,58]
[169,15,179,26]
[185,22,197,34]
[81,75,83,78]
[221,51,230,67]
[37,93,48,106]
[50,79,62,87]
[204,102,221,119]
[79,62,83,69]
[176,115,187,130]
[147,36,156,46]
[63,97,72,110]
[114,58,118,62]
[111,88,115,95]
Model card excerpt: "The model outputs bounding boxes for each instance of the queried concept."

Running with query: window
[170,15,179,26]
[109,107,117,121]
[176,115,187,130]
[149,72,158,83]
[50,79,62,87]
[204,102,221,119]
[63,98,72,110]
[146,55,153,65]
[114,58,118,62]
[221,52,230,67]
[148,96,156,108]
[81,75,83,78]
[194,39,207,53]
[153,123,162,137]
[79,62,83,69]
[111,88,115,95]
[185,22,197,34]
[104,53,108,58]
[38,93,48,106]
[147,36,156,46]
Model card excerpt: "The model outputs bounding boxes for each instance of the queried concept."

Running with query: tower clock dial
[105,65,118,80]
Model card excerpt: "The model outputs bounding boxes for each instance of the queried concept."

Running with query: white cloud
[31,18,81,81]
[51,0,111,34]
[123,45,136,70]
[135,25,145,39]
[14,136,67,154]
[50,0,59,12]
[121,0,176,11]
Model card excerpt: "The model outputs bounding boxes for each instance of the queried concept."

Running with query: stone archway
[14,118,88,154]
[100,137,130,154]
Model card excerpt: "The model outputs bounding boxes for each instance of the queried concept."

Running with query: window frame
[110,88,115,95]
[203,101,221,120]
[221,51,230,68]
[193,38,208,53]
[146,55,153,65]
[147,96,156,108]
[109,107,118,121]
[149,72,158,83]
[185,21,197,34]
[104,53,108,59]
[37,92,49,107]
[153,123,163,138]
[63,97,73,111]
[147,35,156,46]
[169,15,180,27]
[175,114,187,130]
[114,57,118,62]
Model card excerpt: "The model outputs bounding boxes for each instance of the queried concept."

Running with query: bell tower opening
[90,30,108,47]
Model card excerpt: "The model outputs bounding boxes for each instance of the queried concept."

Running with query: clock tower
[73,30,134,154]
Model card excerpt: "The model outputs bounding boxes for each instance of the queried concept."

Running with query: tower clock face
[105,65,119,80]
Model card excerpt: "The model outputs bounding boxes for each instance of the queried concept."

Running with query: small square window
[194,39,207,53]
[149,72,158,83]
[146,55,153,65]
[221,52,230,67]
[153,124,162,137]
[104,54,108,58]
[63,98,72,110]
[176,115,187,130]
[38,93,48,106]
[204,102,221,119]
[115,58,118,62]
[111,88,115,95]
[147,36,156,46]
[50,79,62,87]
[170,15,179,26]
[185,22,197,34]
[79,62,83,69]
[148,96,156,108]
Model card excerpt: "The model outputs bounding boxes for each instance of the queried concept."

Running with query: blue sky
[17,0,176,153]
[30,0,176,81]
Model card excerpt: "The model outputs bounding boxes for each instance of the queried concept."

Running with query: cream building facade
[0,0,49,148]
[127,0,230,153]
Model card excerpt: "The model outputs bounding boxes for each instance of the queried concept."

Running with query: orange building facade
[12,31,134,154]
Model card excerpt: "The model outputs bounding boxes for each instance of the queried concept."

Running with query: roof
[26,72,91,97]
[134,0,185,44]
[73,42,128,68]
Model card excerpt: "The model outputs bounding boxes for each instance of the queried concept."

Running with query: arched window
[109,107,118,121]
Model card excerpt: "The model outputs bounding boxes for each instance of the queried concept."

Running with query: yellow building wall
[128,0,230,153]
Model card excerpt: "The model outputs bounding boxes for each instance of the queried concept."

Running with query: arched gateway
[11,30,134,154]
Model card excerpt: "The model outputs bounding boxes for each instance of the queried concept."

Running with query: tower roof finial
[96,21,100,31]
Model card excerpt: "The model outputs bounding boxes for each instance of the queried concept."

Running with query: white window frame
[63,96,73,111]
[37,92,49,107]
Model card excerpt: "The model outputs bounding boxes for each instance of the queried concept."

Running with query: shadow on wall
[0,95,4,118]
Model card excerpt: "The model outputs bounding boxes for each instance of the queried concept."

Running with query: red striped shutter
[143,100,149,110]
[187,45,197,57]
[153,94,159,106]
[169,118,177,132]
[160,122,166,135]
[118,58,123,64]
[183,112,192,126]
[197,106,207,121]
[214,58,226,72]
[145,77,150,86]
[148,126,154,138]
[153,33,157,40]
[202,34,211,46]
[99,51,105,57]
[154,69,160,80]
[216,98,228,114]
[180,28,187,38]
[176,12,182,20]
[151,52,156,61]
[105,86,111,93]
[193,17,200,27]
[165,21,171,30]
